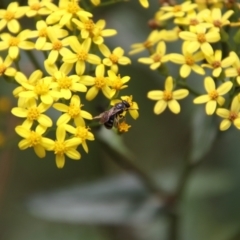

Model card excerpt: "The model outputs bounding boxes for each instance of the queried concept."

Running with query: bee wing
[93,107,123,124]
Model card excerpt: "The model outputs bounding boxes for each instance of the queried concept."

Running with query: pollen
[84,19,95,31]
[30,3,41,11]
[39,28,47,37]
[54,141,66,155]
[67,2,80,14]
[34,82,49,95]
[228,111,237,121]
[68,103,81,118]
[163,90,173,101]
[53,40,62,51]
[109,54,119,63]
[212,61,221,68]
[118,121,131,132]
[28,131,41,146]
[197,33,206,43]
[77,50,88,61]
[4,11,14,21]
[185,55,195,65]
[58,76,72,89]
[27,107,40,121]
[0,64,6,75]
[95,76,106,89]
[209,90,219,100]
[76,126,89,140]
[9,37,20,46]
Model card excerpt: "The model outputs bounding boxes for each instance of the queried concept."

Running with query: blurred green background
[1,1,240,240]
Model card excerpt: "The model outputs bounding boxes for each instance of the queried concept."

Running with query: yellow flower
[73,18,117,45]
[62,37,101,75]
[179,25,220,56]
[15,124,54,158]
[159,28,179,42]
[0,2,26,33]
[159,1,197,21]
[148,76,189,114]
[65,122,94,153]
[204,8,234,30]
[202,50,235,77]
[0,30,34,59]
[11,98,52,129]
[139,0,149,8]
[174,9,212,32]
[216,96,240,131]
[99,44,131,73]
[118,121,131,132]
[80,64,113,101]
[25,0,53,17]
[225,52,240,84]
[46,0,92,27]
[48,69,87,100]
[90,0,100,6]
[53,94,92,126]
[29,20,69,50]
[0,55,16,77]
[47,125,82,168]
[19,76,62,105]
[138,41,169,70]
[193,76,233,115]
[129,30,161,55]
[169,41,205,78]
[108,70,130,97]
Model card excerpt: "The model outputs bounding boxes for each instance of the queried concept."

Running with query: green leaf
[189,107,218,164]
[220,29,229,42]
[233,29,240,44]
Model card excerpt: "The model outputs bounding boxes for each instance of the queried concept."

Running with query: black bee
[93,100,130,129]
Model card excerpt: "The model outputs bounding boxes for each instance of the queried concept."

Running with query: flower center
[58,76,72,89]
[173,5,182,12]
[27,107,40,121]
[118,121,131,132]
[4,11,14,21]
[9,37,19,46]
[163,90,173,101]
[209,90,219,100]
[185,55,195,65]
[152,54,161,62]
[54,141,66,155]
[77,50,88,61]
[30,3,41,11]
[28,131,41,146]
[190,18,199,26]
[53,40,63,50]
[0,64,6,75]
[76,126,89,140]
[143,40,152,48]
[34,82,49,95]
[39,28,47,37]
[111,76,123,90]
[84,19,95,31]
[212,61,221,68]
[197,33,206,43]
[237,67,240,76]
[67,2,80,14]
[68,103,81,118]
[213,20,222,28]
[229,111,237,121]
[95,76,106,88]
[109,54,119,63]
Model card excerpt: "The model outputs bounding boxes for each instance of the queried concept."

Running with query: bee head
[122,100,130,109]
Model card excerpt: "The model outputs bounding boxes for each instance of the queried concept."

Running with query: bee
[93,100,131,129]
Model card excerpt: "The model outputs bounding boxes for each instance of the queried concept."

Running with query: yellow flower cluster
[0,0,139,168]
[130,0,240,131]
